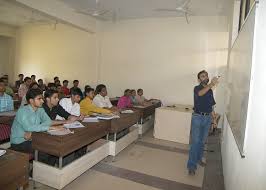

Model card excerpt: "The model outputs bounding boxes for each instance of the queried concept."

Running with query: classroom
[0,0,265,190]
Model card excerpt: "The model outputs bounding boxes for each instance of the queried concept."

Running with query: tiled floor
[26,129,222,190]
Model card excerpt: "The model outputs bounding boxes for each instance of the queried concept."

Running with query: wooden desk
[133,101,161,121]
[109,111,140,134]
[0,149,29,190]
[32,121,110,168]
[110,97,120,106]
[0,115,15,126]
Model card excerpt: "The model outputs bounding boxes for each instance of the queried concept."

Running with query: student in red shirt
[62,80,70,96]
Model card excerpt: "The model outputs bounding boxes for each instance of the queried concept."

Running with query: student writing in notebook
[93,84,114,109]
[56,88,84,120]
[80,87,111,116]
[10,88,64,154]
[43,89,81,122]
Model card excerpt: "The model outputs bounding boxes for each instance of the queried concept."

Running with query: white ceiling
[61,0,230,20]
[0,0,55,27]
[0,0,230,27]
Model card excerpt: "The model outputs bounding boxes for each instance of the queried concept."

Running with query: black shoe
[188,169,196,176]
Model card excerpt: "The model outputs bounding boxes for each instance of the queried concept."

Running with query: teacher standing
[187,70,219,175]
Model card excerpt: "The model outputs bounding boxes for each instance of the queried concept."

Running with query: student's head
[137,89,143,96]
[54,76,59,82]
[84,87,95,99]
[55,80,60,85]
[131,89,136,96]
[44,89,59,107]
[29,82,39,89]
[31,75,36,80]
[38,79,43,85]
[2,77,8,86]
[26,88,44,107]
[124,89,131,96]
[197,70,209,85]
[0,78,6,93]
[24,77,32,87]
[47,83,57,90]
[73,80,79,87]
[70,88,82,103]
[84,85,91,91]
[18,74,24,80]
[56,84,62,92]
[95,84,107,97]
[63,80,68,87]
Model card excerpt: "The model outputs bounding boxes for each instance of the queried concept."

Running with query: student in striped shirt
[0,78,14,112]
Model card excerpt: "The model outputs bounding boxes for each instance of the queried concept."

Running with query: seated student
[0,78,14,112]
[10,88,64,154]
[15,74,24,89]
[117,89,133,109]
[70,80,83,99]
[93,84,114,109]
[56,88,83,120]
[55,80,61,86]
[47,82,57,91]
[18,77,31,99]
[56,84,65,99]
[136,88,149,105]
[1,77,14,97]
[62,80,70,96]
[20,82,40,107]
[31,75,36,83]
[43,89,81,122]
[54,76,59,84]
[83,85,91,98]
[130,89,138,105]
[38,79,47,92]
[80,87,111,116]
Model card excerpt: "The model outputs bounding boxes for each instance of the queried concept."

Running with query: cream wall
[13,15,229,114]
[15,23,98,87]
[98,16,229,112]
[0,36,15,80]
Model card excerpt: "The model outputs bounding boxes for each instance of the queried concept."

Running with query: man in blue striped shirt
[10,88,64,154]
[0,78,14,112]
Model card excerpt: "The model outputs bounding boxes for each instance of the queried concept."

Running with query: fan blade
[154,8,179,12]
[179,0,191,8]
[94,10,109,16]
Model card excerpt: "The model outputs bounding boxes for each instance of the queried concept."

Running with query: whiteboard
[226,4,256,156]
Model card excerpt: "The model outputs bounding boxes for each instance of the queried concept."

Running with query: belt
[194,111,210,116]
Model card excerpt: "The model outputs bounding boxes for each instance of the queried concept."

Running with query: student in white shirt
[56,88,83,120]
[93,84,114,109]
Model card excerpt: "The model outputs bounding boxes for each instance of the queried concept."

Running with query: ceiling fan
[154,0,192,24]
[75,0,111,19]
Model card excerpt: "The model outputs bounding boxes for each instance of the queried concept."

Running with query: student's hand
[78,114,85,121]
[68,115,78,122]
[49,125,65,131]
[24,132,32,140]
[65,119,74,124]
